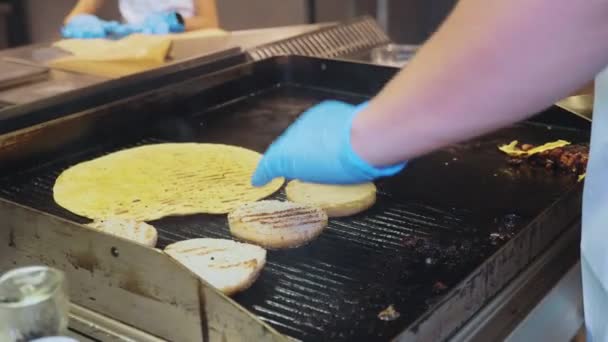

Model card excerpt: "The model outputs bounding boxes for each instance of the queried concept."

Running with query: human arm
[252,0,608,185]
[139,0,219,34]
[61,0,117,39]
[184,0,219,30]
[351,0,608,166]
[64,0,105,24]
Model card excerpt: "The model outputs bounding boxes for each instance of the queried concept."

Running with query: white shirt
[582,68,608,341]
[119,0,195,25]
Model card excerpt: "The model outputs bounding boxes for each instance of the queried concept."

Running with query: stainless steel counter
[0,23,331,106]
[0,69,101,104]
[558,95,593,119]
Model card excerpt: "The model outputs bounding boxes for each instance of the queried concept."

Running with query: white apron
[119,0,195,25]
[582,67,608,342]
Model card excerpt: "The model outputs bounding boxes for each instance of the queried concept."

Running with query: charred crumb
[489,214,522,245]
[505,142,589,177]
[401,234,428,249]
[432,281,448,294]
[521,144,534,151]
[489,233,508,245]
[507,157,524,166]
[377,304,400,321]
[401,234,487,272]
[489,231,517,246]
[498,213,522,229]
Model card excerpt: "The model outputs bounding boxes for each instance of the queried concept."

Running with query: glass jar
[0,266,69,342]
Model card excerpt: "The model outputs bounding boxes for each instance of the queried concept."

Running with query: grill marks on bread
[240,207,326,228]
[164,238,266,296]
[53,143,284,220]
[229,200,328,249]
[87,218,158,247]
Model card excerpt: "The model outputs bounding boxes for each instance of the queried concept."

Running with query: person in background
[252,0,608,340]
[62,0,219,39]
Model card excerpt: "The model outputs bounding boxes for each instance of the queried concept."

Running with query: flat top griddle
[0,56,590,341]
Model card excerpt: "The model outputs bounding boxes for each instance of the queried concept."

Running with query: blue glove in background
[252,100,406,186]
[108,23,142,38]
[140,12,185,35]
[61,14,117,39]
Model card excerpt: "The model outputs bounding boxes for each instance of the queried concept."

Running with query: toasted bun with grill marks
[164,238,266,296]
[285,180,377,217]
[228,200,328,249]
[87,218,158,247]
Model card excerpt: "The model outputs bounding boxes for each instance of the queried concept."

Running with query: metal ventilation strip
[248,16,391,61]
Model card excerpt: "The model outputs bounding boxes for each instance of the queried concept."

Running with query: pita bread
[53,143,284,221]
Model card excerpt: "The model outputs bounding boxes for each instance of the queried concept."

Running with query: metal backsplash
[248,16,390,60]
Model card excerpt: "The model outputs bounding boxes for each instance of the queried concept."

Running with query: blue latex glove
[140,12,185,35]
[252,100,406,186]
[61,14,117,39]
[108,23,142,38]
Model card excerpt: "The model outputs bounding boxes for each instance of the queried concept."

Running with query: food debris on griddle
[499,140,588,177]
[432,281,448,294]
[401,233,487,272]
[489,232,509,245]
[489,213,522,245]
[378,305,400,321]
[499,140,570,156]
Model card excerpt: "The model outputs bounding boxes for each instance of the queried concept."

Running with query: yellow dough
[285,180,377,217]
[53,143,283,221]
[51,34,171,78]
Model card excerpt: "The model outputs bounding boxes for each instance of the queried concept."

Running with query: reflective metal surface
[0,69,103,105]
[0,24,329,108]
[0,197,284,341]
[558,95,594,119]
[370,44,417,67]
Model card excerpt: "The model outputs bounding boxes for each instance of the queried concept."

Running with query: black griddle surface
[0,84,588,341]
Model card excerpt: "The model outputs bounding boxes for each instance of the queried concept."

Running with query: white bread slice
[285,180,377,217]
[87,218,158,247]
[228,200,328,249]
[164,238,266,296]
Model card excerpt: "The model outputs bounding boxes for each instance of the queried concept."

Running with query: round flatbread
[164,238,266,296]
[285,180,377,217]
[87,218,158,247]
[53,143,284,221]
[229,200,328,249]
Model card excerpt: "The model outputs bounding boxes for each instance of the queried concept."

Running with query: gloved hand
[108,23,142,38]
[140,12,185,35]
[61,14,117,39]
[252,100,406,186]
